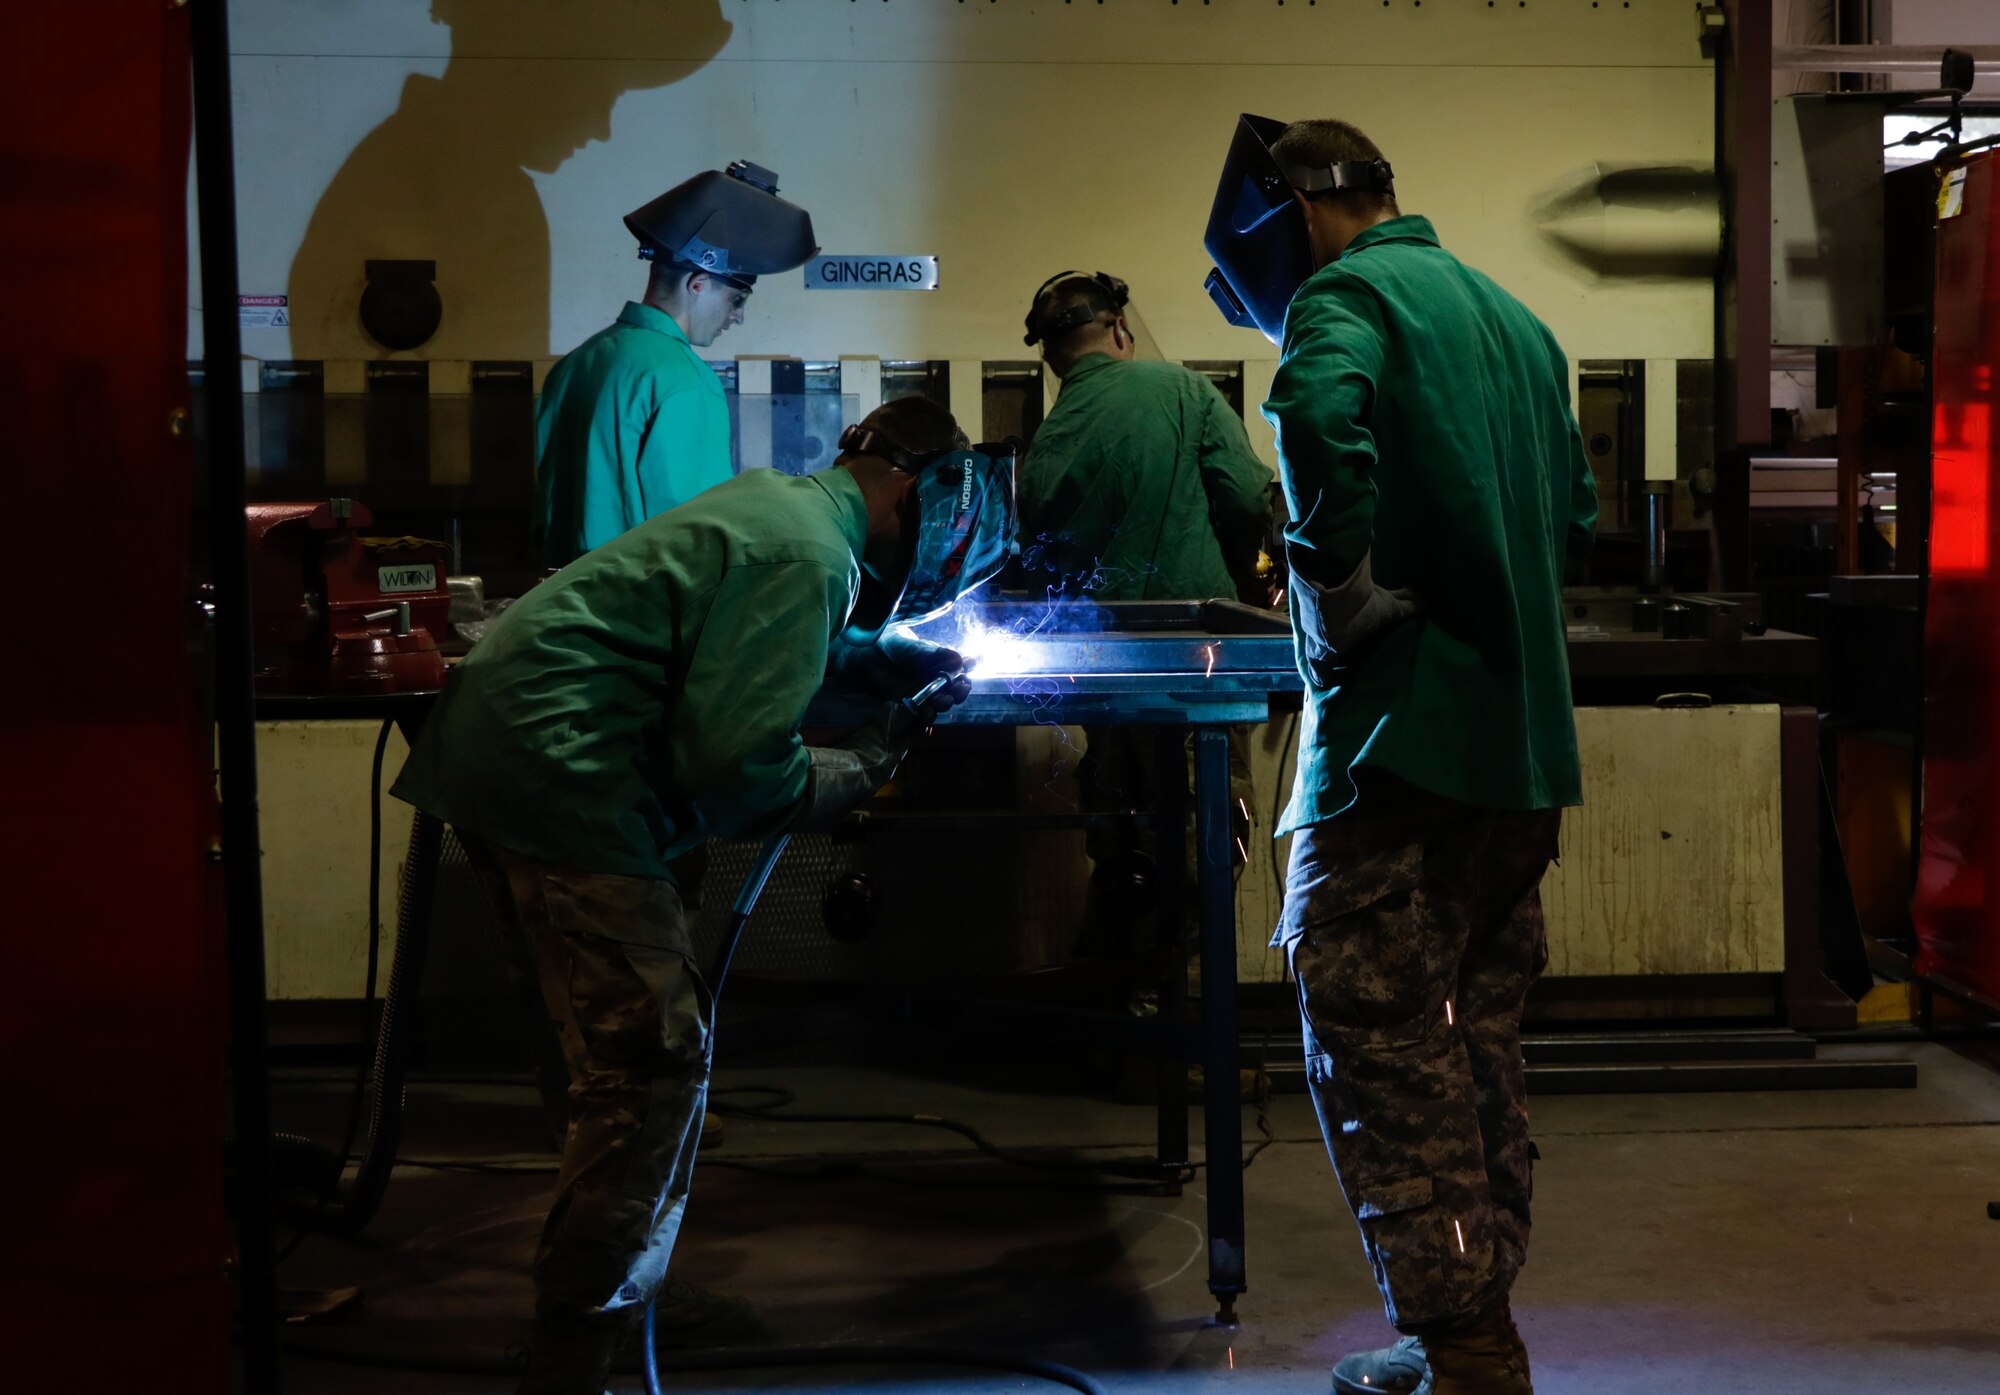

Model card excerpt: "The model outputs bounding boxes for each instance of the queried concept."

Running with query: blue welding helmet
[839,425,1019,643]
[1202,113,1394,343]
[625,160,819,290]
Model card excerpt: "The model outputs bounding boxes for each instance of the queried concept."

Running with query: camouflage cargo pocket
[1289,855,1431,1048]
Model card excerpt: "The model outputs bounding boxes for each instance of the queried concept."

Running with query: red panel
[1917,153,2000,1004]
[0,5,232,1389]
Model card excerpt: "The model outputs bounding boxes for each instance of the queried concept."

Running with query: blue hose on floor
[642,831,788,1395]
[639,828,1108,1395]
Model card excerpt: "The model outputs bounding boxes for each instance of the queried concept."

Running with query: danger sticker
[239,294,290,328]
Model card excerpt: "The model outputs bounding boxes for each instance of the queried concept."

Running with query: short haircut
[1270,119,1400,217]
[862,395,969,455]
[1032,278,1119,361]
[647,259,698,301]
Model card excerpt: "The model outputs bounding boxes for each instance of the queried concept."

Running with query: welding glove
[826,631,972,714]
[799,702,923,830]
[1285,541,1421,687]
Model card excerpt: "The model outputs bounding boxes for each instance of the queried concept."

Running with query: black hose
[278,808,445,1236]
[334,809,445,1232]
[276,718,395,1262]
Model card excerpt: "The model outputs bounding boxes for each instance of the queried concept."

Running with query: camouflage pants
[1279,781,1560,1334]
[486,850,713,1323]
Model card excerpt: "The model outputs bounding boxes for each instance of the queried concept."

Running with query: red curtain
[0,6,232,1387]
[1916,151,2000,1004]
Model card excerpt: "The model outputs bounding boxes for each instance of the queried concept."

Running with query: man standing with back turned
[1203,116,1596,1395]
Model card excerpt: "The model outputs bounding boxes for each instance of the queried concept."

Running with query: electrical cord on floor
[706,1086,1191,1181]
[278,1337,1109,1394]
[273,716,395,1266]
[1239,709,1304,1175]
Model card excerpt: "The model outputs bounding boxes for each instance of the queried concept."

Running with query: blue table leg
[1194,726,1246,1321]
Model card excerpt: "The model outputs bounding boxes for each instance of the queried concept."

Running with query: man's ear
[683,270,709,297]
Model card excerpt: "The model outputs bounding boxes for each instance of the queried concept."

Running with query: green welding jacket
[1262,215,1597,829]
[392,467,866,879]
[533,301,733,567]
[1018,355,1273,602]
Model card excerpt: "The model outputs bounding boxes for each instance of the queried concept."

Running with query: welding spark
[1235,835,1249,863]
[1227,1347,1235,1371]
[1445,999,1455,1026]
[955,620,1044,676]
[1273,586,1287,609]
[1454,1218,1466,1253]
[1204,643,1217,678]
[1237,797,1251,825]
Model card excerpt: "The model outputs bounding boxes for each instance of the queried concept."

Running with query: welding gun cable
[706,831,790,990]
[899,668,957,719]
[648,828,795,1395]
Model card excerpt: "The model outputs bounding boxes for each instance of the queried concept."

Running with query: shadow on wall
[286,0,730,362]
[1531,163,1722,281]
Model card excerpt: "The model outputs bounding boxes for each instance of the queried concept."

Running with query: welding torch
[900,665,970,719]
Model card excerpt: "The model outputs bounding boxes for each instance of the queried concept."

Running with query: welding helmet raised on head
[1023,270,1130,346]
[1202,114,1395,343]
[625,160,819,290]
[837,424,1019,643]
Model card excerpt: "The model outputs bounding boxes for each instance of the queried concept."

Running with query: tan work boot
[1413,1303,1531,1395]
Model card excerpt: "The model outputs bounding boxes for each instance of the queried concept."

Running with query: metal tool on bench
[245,498,450,694]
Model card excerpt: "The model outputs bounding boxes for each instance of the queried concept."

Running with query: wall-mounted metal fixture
[360,259,443,351]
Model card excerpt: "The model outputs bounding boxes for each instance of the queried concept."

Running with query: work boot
[1413,1304,1532,1395]
[1332,1335,1427,1393]
[515,1313,621,1395]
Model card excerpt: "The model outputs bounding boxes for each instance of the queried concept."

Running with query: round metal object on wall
[360,261,443,351]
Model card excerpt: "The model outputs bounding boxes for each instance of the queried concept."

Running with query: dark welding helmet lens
[1202,114,1314,344]
[841,440,1019,643]
[890,444,1019,628]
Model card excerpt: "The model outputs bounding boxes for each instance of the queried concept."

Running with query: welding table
[831,597,1304,1321]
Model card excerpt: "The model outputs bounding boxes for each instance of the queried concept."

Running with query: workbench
[796,598,1303,1321]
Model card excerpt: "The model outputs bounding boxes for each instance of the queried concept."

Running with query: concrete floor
[272,1040,2000,1394]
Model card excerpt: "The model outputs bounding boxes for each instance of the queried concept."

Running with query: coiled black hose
[273,791,444,1238]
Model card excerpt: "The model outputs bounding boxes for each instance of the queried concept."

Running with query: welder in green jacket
[395,395,1016,1395]
[533,161,819,567]
[1016,271,1274,929]
[1017,271,1272,604]
[1205,116,1596,1395]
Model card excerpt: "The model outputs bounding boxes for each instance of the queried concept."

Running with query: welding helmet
[1202,113,1395,343]
[838,423,1019,643]
[625,160,819,290]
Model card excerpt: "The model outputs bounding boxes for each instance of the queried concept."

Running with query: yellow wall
[219,0,1715,368]
[256,720,413,1000]
[262,704,1787,999]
